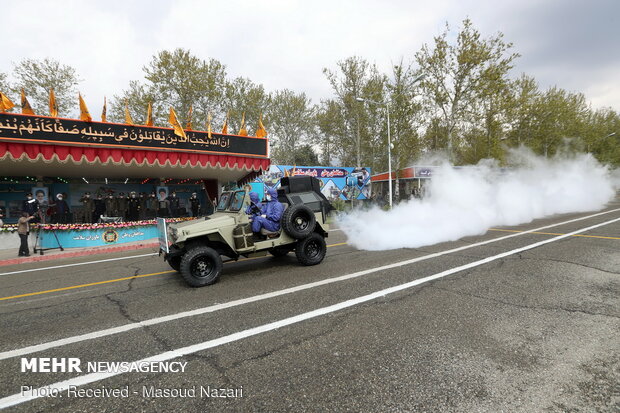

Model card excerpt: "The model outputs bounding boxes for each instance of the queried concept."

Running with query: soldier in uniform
[116,192,127,220]
[148,192,158,219]
[126,191,141,222]
[104,193,117,217]
[138,192,148,220]
[168,191,180,218]
[79,192,94,223]
[22,193,40,223]
[189,192,200,217]
[93,194,105,222]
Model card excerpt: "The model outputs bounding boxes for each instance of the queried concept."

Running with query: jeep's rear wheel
[167,256,181,272]
[295,233,326,266]
[282,204,316,239]
[180,246,222,287]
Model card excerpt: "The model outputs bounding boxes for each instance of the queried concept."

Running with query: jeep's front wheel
[167,256,181,272]
[180,246,223,287]
[295,233,326,266]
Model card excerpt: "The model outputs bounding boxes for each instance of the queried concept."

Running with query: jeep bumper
[162,244,184,261]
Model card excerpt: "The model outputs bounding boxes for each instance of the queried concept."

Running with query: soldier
[116,192,127,220]
[168,191,180,218]
[104,193,117,217]
[79,192,94,223]
[126,191,141,222]
[148,192,158,219]
[189,192,200,217]
[93,194,105,222]
[138,192,148,220]
[22,193,40,223]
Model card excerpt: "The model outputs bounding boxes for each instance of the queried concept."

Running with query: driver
[251,187,283,234]
[245,192,263,218]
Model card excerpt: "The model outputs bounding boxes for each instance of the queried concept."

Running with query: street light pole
[356,97,393,208]
[386,102,392,209]
[355,74,424,209]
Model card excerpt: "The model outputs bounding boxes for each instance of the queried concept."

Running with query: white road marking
[0,253,158,277]
[2,214,618,410]
[1,207,618,363]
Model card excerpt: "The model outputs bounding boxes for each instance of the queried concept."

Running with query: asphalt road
[0,200,619,412]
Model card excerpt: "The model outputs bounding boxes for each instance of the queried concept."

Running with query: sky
[1,0,618,113]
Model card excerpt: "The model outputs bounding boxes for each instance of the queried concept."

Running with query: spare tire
[281,203,316,239]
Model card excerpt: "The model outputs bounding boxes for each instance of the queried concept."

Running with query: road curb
[0,242,160,267]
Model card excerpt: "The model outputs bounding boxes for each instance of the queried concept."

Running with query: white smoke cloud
[338,147,617,251]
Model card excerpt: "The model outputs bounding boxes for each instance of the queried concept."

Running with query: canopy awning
[0,142,269,181]
[0,113,270,182]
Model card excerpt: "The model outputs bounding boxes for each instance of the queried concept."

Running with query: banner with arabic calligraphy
[39,225,158,248]
[253,165,372,201]
[0,113,267,158]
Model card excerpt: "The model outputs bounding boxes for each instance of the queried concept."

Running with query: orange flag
[124,100,134,125]
[206,112,213,139]
[145,102,154,126]
[79,93,92,122]
[168,107,187,140]
[49,89,58,117]
[0,92,15,112]
[185,105,193,130]
[238,112,248,136]
[256,113,268,138]
[101,97,107,122]
[221,111,229,134]
[21,89,35,115]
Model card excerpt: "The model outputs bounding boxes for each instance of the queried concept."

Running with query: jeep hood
[171,213,237,236]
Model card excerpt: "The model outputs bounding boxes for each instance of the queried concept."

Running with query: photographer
[17,212,35,257]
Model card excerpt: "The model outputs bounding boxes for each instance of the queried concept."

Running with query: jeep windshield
[215,191,247,212]
[228,190,247,212]
[216,192,232,211]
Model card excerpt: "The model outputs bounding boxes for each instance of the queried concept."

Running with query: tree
[292,144,320,165]
[504,74,540,147]
[316,99,346,166]
[587,107,620,166]
[116,49,228,128]
[387,61,425,172]
[0,72,9,93]
[320,56,386,170]
[415,19,519,162]
[11,58,81,116]
[223,77,270,134]
[109,81,155,124]
[528,87,589,157]
[268,89,317,164]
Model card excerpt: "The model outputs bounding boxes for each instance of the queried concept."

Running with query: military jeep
[159,176,332,287]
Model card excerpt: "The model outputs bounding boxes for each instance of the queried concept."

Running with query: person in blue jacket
[245,192,263,217]
[251,187,283,233]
